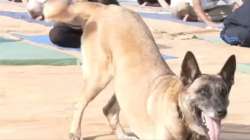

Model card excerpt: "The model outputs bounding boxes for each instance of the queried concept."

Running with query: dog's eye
[199,89,211,98]
[201,90,207,95]
[196,85,211,98]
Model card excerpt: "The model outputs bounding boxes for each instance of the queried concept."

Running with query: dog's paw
[107,115,119,131]
[69,133,81,140]
[117,134,138,140]
[116,129,139,140]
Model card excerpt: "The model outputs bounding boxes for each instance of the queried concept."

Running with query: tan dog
[28,1,236,140]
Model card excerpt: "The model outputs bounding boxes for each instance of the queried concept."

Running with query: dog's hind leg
[69,72,112,140]
[69,65,112,140]
[69,39,113,140]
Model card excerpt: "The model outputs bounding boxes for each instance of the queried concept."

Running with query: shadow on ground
[83,123,250,140]
[84,133,114,140]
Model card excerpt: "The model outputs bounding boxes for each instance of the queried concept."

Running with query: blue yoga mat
[138,12,206,28]
[0,4,205,28]
[13,34,81,51]
[0,11,52,26]
[161,54,178,60]
[19,34,53,45]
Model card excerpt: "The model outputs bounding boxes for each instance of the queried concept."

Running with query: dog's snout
[217,109,227,118]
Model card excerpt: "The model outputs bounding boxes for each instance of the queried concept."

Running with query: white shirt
[171,0,236,10]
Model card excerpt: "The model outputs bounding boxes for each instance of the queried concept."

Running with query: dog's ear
[219,55,236,86]
[180,51,201,86]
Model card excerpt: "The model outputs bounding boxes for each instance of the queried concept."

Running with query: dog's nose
[217,109,227,118]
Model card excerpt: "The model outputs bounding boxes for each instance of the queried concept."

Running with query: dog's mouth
[196,108,221,140]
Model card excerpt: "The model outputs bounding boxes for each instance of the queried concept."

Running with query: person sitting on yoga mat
[170,0,243,28]
[27,0,119,48]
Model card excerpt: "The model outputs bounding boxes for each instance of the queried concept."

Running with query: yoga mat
[120,0,138,5]
[161,54,178,60]
[14,34,177,60]
[197,34,225,45]
[17,34,53,46]
[0,36,178,65]
[138,11,206,28]
[0,11,52,26]
[0,3,204,28]
[238,64,250,74]
[13,34,81,51]
[0,37,78,65]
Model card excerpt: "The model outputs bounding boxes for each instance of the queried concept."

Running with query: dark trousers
[49,24,83,48]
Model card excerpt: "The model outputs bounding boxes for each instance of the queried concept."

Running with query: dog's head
[179,51,236,140]
[27,0,84,20]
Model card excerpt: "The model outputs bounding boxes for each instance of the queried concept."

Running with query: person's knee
[49,26,82,48]
[49,27,62,45]
[103,0,119,5]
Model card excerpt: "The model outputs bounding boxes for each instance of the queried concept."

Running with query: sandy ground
[0,1,249,140]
